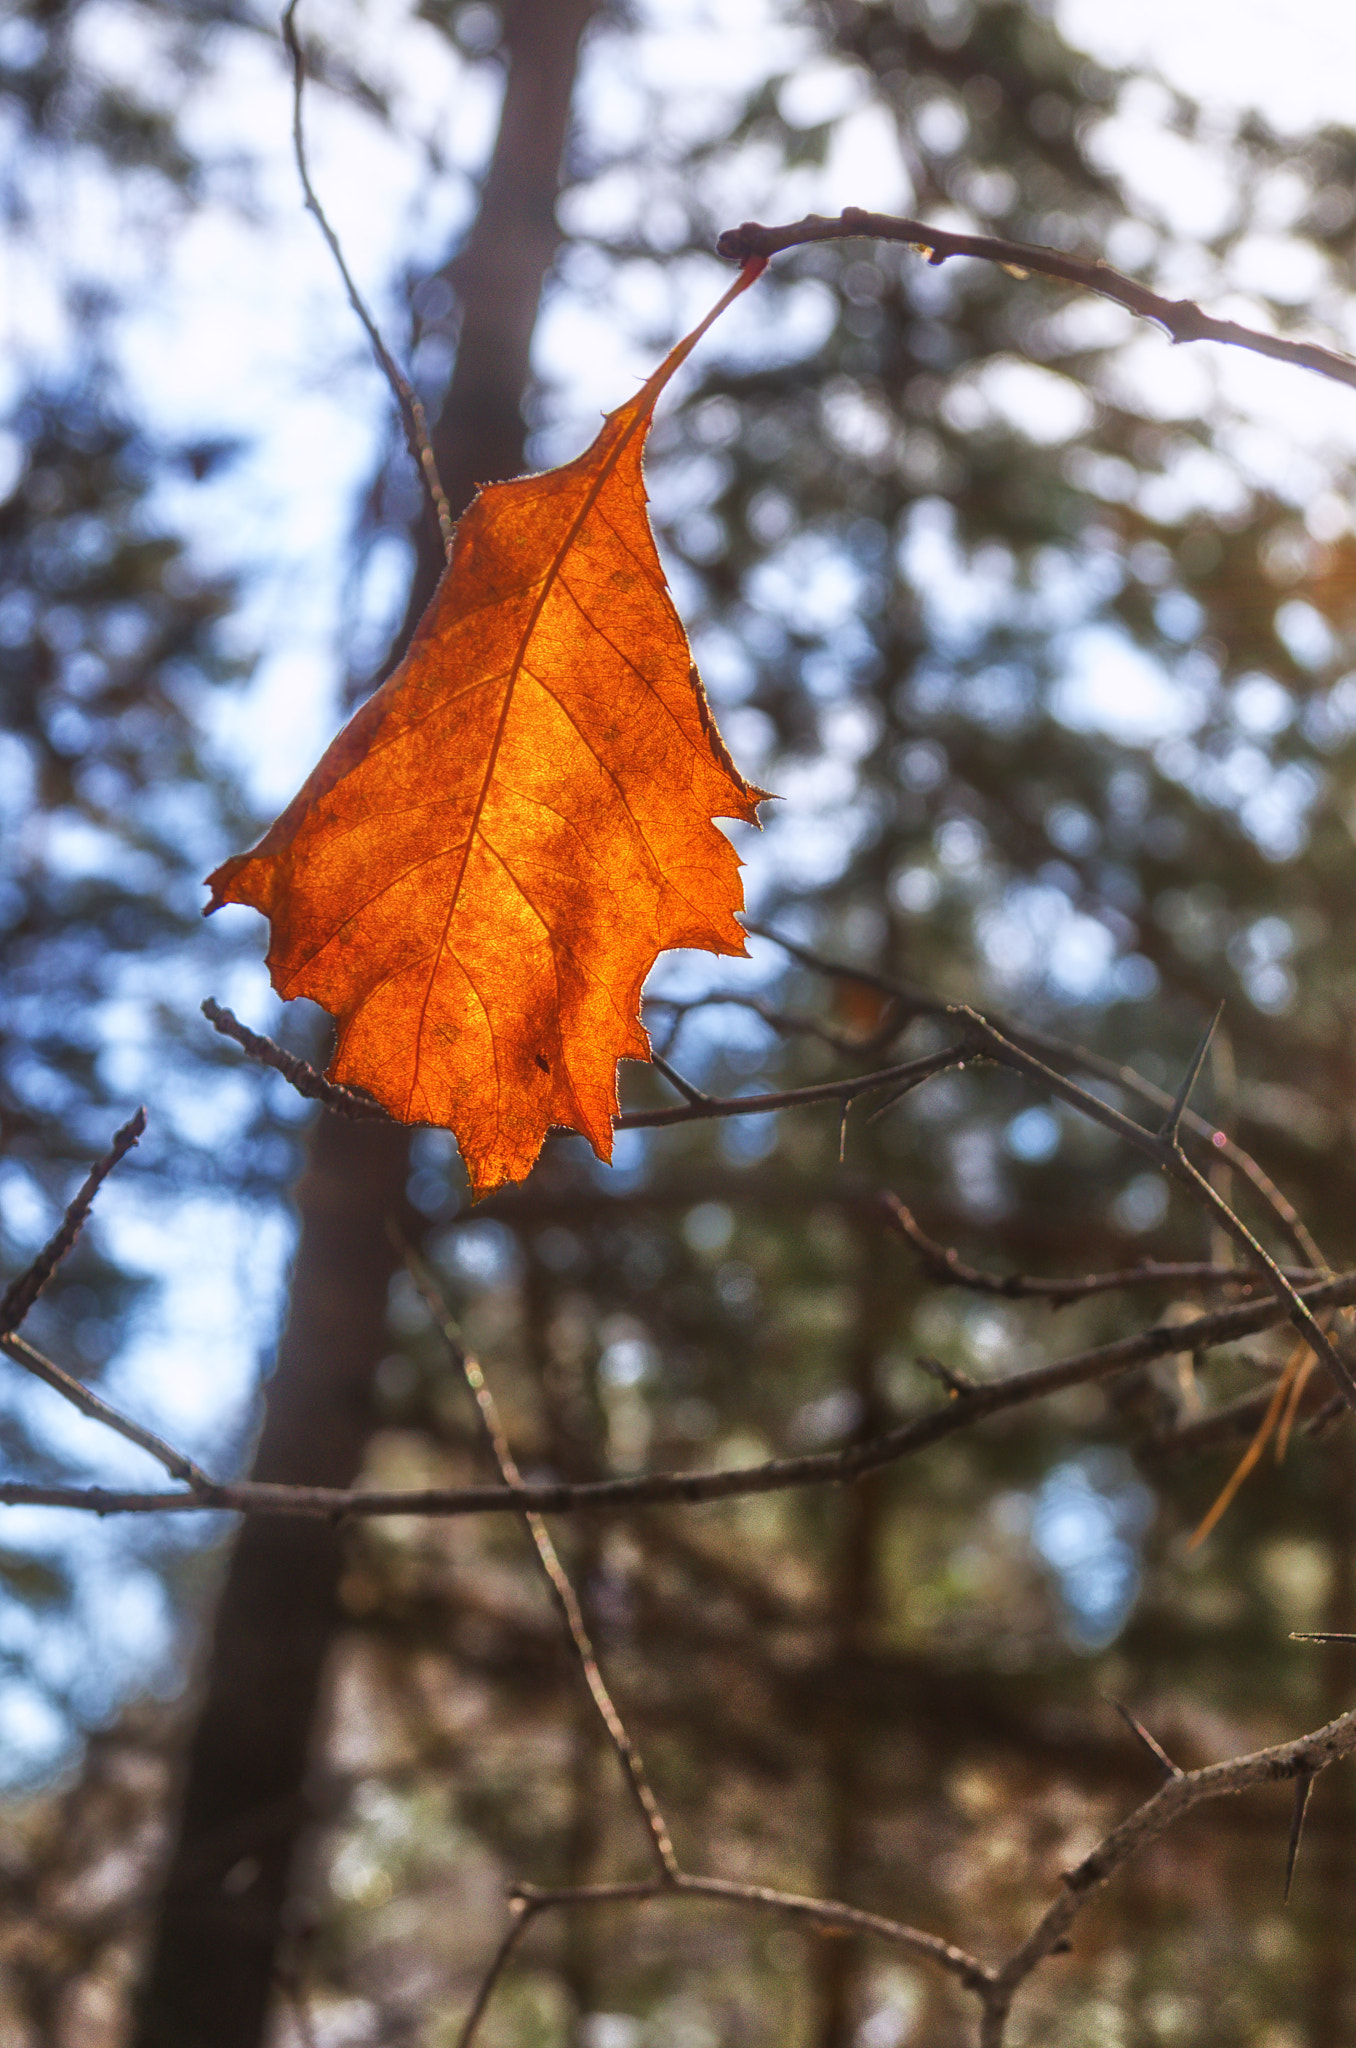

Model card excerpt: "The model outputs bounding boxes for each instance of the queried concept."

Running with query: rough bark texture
[129,4,598,2040]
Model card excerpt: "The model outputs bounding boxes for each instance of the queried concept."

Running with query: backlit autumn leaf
[207,260,768,1197]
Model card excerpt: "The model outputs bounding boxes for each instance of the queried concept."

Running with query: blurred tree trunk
[128,4,598,2041]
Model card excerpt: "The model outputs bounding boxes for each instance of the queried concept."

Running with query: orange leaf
[207,261,769,1197]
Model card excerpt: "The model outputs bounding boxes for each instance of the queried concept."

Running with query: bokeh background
[7,0,1356,2041]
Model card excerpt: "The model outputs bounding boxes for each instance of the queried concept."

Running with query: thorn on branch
[1284,1770,1315,1902]
[1104,1696,1183,1780]
[1157,1002,1223,1146]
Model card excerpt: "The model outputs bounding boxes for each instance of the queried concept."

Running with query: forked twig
[748,924,1326,1271]
[980,1700,1356,2044]
[0,1110,216,1488]
[951,1004,1356,1413]
[466,1693,1356,2046]
[202,995,965,1130]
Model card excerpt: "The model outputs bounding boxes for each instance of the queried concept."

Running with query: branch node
[916,1353,974,1398]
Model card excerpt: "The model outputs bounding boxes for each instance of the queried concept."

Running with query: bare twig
[0,1107,214,1487]
[512,1874,990,1986]
[10,1262,1356,1520]
[980,1702,1356,2044]
[952,1004,1356,1412]
[406,1249,680,1882]
[0,1333,216,1491]
[940,1002,1355,1412]
[203,995,964,1131]
[646,989,903,1060]
[454,1897,539,2048]
[648,1051,711,1107]
[281,0,455,556]
[457,1700,1356,2048]
[202,1001,386,1118]
[618,1045,963,1127]
[399,1262,988,2045]
[0,1109,146,1336]
[748,924,1327,1272]
[716,207,1356,395]
[456,1849,990,2041]
[915,1352,974,1397]
[879,1192,1318,1308]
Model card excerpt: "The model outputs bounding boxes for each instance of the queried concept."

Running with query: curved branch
[716,208,1356,395]
[980,1701,1356,2043]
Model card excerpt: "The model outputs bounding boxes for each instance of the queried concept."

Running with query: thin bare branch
[202,1001,387,1118]
[952,1006,1356,1412]
[646,989,901,1059]
[879,1192,1319,1307]
[460,1699,1356,2048]
[0,1109,146,1336]
[915,1352,975,1397]
[716,208,1356,395]
[981,1701,1356,2044]
[280,0,455,556]
[748,923,1326,1271]
[0,1333,217,1490]
[649,1051,712,1106]
[10,1261,1356,1520]
[511,1874,991,1987]
[203,995,965,1130]
[617,1045,964,1128]
[458,1870,989,2042]
[455,1897,539,2048]
[406,1249,680,1882]
[1104,1697,1182,1781]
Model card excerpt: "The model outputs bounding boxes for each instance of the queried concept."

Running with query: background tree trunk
[128,5,598,2040]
